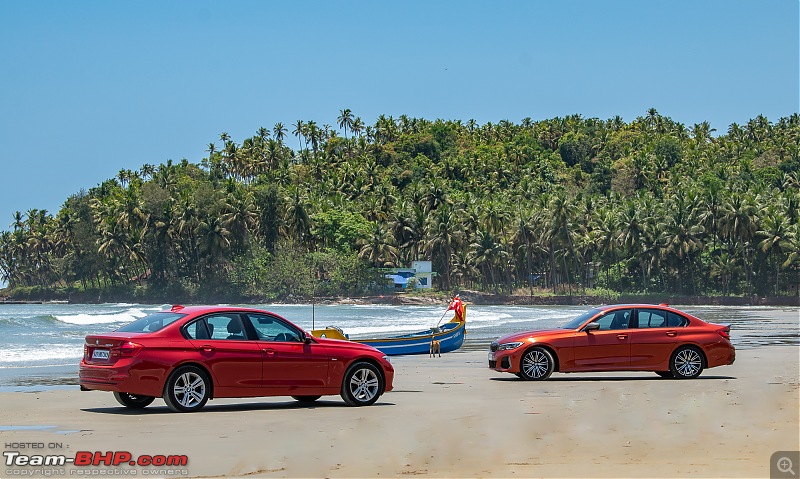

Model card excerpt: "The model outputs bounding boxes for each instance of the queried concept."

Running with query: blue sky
[0,0,797,232]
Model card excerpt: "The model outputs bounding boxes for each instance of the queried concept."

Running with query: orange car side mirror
[583,322,600,333]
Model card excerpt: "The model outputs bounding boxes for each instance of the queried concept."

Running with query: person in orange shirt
[448,295,464,322]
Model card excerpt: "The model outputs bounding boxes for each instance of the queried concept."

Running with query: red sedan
[489,304,735,380]
[80,305,394,412]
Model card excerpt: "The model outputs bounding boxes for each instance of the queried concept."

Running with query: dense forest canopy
[1,109,798,301]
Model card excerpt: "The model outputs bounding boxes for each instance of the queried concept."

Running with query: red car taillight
[83,344,88,358]
[717,328,730,340]
[117,341,144,358]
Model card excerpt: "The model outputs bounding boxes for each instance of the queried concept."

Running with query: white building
[384,261,435,290]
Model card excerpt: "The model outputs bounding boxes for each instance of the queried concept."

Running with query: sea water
[0,302,796,389]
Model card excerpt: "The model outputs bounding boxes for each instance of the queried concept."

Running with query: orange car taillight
[118,341,144,357]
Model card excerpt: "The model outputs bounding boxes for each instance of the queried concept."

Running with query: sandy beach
[0,343,797,478]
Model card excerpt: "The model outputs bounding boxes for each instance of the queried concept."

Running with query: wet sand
[0,345,798,478]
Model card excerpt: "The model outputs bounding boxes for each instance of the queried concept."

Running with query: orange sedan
[488,304,735,380]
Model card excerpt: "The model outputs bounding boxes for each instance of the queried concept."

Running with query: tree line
[1,109,798,301]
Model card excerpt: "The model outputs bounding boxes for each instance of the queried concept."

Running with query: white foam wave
[309,307,581,338]
[464,311,514,323]
[1,345,82,365]
[54,308,148,325]
[349,304,398,308]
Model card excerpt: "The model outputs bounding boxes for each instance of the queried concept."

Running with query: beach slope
[0,347,797,478]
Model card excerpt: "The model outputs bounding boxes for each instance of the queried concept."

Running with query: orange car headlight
[497,341,524,351]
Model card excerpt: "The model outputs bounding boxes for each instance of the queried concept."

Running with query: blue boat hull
[356,321,466,356]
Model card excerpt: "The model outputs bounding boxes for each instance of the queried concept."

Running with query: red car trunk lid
[84,334,143,365]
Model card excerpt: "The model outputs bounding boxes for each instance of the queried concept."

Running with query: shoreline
[1,292,799,306]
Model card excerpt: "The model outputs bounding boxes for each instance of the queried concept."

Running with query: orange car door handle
[617,334,628,340]
[666,330,677,337]
[200,345,214,352]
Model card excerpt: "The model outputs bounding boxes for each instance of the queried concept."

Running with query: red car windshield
[116,312,186,333]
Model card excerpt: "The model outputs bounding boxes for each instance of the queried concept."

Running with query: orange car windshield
[561,308,603,330]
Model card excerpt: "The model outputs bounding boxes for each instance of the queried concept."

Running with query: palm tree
[757,207,792,294]
[423,205,464,290]
[358,222,398,269]
[470,228,506,290]
[422,178,451,213]
[617,201,648,291]
[220,187,258,255]
[711,251,740,295]
[306,121,321,156]
[543,193,582,294]
[292,120,306,154]
[273,122,287,145]
[720,192,758,291]
[139,164,155,180]
[337,109,353,140]
[512,204,540,294]
[117,169,133,188]
[780,224,799,294]
[659,192,705,294]
[11,211,24,232]
[284,186,311,247]
[351,117,364,138]
[196,216,231,264]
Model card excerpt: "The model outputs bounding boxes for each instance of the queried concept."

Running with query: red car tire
[341,362,383,406]
[113,392,155,409]
[163,365,211,412]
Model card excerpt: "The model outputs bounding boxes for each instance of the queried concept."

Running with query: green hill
[1,109,798,302]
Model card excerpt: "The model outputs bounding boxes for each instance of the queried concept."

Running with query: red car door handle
[262,348,275,356]
[666,330,677,337]
[200,345,214,352]
[617,334,628,340]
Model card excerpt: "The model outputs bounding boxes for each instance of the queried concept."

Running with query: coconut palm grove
[0,109,798,302]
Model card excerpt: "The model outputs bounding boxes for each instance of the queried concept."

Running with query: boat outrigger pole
[434,308,449,329]
[311,279,316,331]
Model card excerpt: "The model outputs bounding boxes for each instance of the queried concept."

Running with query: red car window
[245,314,302,342]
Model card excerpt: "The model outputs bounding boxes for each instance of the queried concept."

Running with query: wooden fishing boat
[311,306,467,356]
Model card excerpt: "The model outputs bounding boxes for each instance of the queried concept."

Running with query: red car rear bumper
[79,360,166,397]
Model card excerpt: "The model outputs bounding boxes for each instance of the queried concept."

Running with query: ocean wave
[54,308,148,325]
[0,314,63,327]
[464,311,514,323]
[1,345,82,365]
[0,317,29,326]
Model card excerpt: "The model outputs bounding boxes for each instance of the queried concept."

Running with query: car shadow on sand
[490,375,736,382]
[81,399,395,415]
